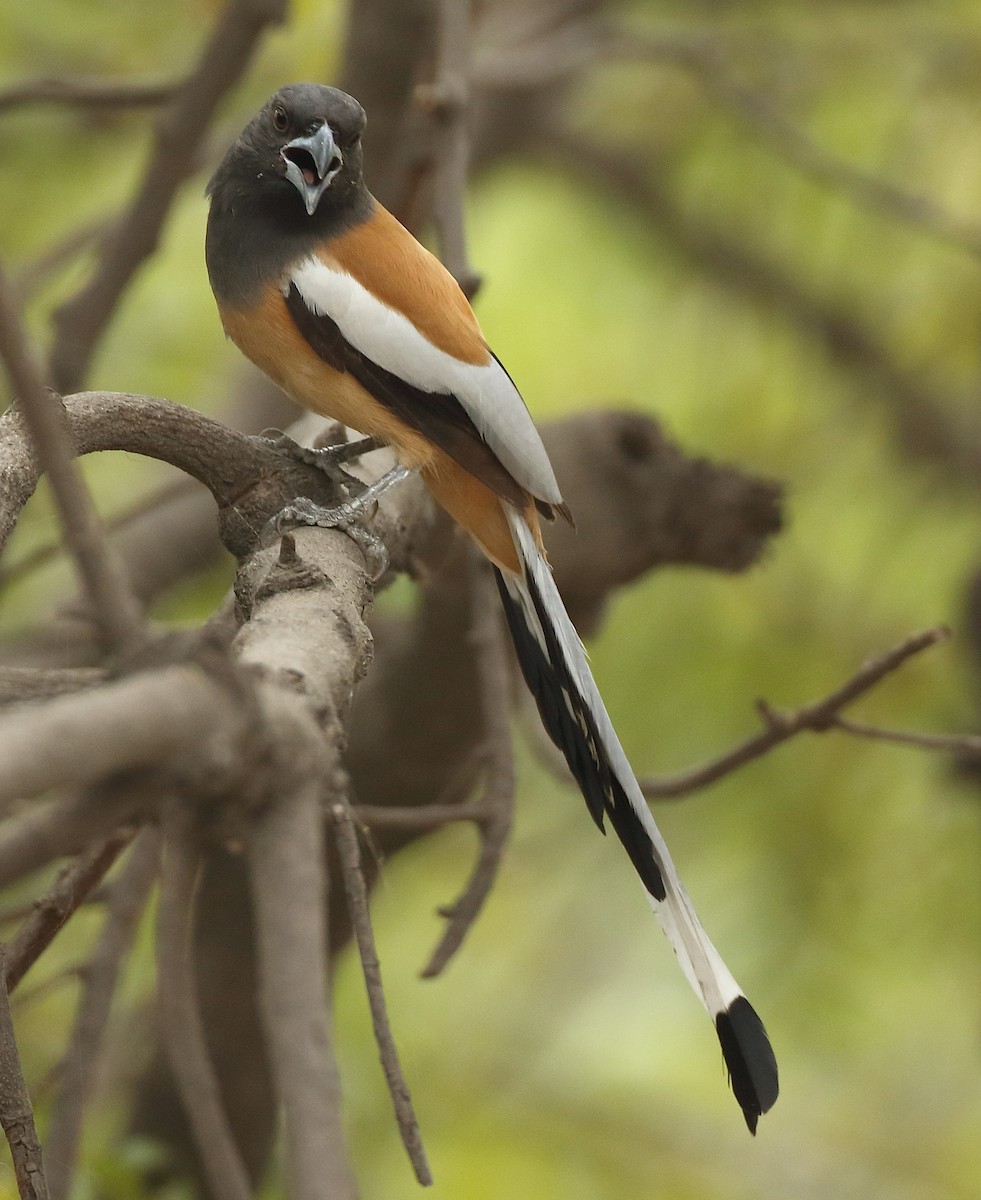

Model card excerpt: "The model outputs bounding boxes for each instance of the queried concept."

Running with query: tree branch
[158,806,253,1200]
[44,829,161,1200]
[0,665,240,811]
[3,829,135,994]
[640,626,950,798]
[248,695,356,1200]
[332,802,432,1186]
[423,556,515,976]
[541,128,981,486]
[49,0,287,392]
[0,946,50,1200]
[416,0,481,296]
[0,269,146,654]
[0,76,177,113]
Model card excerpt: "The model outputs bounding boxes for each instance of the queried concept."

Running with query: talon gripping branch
[206,82,778,1132]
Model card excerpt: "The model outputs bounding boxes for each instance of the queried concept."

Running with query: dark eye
[272,104,289,132]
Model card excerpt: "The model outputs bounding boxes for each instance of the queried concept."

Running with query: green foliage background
[1,1,979,1197]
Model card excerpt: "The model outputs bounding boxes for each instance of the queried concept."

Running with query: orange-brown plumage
[219,284,441,472]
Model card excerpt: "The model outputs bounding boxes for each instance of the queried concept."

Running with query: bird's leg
[268,463,414,579]
[256,430,386,498]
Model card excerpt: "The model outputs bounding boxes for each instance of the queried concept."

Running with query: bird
[206,82,778,1133]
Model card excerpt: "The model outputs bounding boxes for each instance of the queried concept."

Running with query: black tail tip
[716,996,779,1135]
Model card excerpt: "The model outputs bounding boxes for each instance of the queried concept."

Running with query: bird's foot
[268,496,390,580]
[255,430,384,497]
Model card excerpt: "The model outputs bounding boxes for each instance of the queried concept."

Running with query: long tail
[494,508,778,1133]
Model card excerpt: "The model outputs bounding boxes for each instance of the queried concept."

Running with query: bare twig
[14,219,107,304]
[0,77,176,113]
[416,0,481,296]
[352,801,486,829]
[332,802,432,1185]
[542,128,981,485]
[45,829,161,1200]
[640,627,950,798]
[473,12,598,88]
[247,695,356,1200]
[831,716,981,757]
[499,27,981,261]
[0,266,146,654]
[3,829,136,994]
[627,35,981,262]
[0,667,104,706]
[0,476,191,593]
[49,0,287,392]
[157,806,253,1200]
[423,556,515,977]
[522,627,953,802]
[0,945,50,1200]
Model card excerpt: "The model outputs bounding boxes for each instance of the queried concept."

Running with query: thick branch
[0,391,427,567]
[417,0,481,296]
[158,808,253,1200]
[45,830,161,1200]
[0,665,240,811]
[248,695,355,1200]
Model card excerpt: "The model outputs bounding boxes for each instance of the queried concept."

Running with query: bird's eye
[272,105,289,132]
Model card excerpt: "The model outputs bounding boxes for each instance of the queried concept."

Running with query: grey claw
[266,498,389,579]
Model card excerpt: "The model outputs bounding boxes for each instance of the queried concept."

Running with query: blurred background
[1,0,980,1197]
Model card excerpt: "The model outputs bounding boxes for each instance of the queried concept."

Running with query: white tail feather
[501,509,743,1019]
[493,507,778,1130]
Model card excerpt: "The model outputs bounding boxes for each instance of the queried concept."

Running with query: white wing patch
[289,256,562,505]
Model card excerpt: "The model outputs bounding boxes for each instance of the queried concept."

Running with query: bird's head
[210,83,368,218]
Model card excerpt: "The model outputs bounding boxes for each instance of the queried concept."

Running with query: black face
[209,83,368,218]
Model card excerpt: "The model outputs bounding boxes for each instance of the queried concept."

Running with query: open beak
[281,124,343,215]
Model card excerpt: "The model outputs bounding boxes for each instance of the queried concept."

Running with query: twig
[0,266,146,654]
[332,802,433,1186]
[542,127,981,485]
[416,0,481,297]
[0,945,50,1200]
[830,716,981,756]
[640,627,950,798]
[157,806,253,1200]
[45,829,161,1200]
[352,801,486,829]
[0,77,176,113]
[633,36,981,262]
[423,556,515,977]
[49,0,287,392]
[473,14,598,87]
[0,667,105,706]
[0,476,191,593]
[3,829,136,994]
[247,694,356,1200]
[13,219,108,304]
